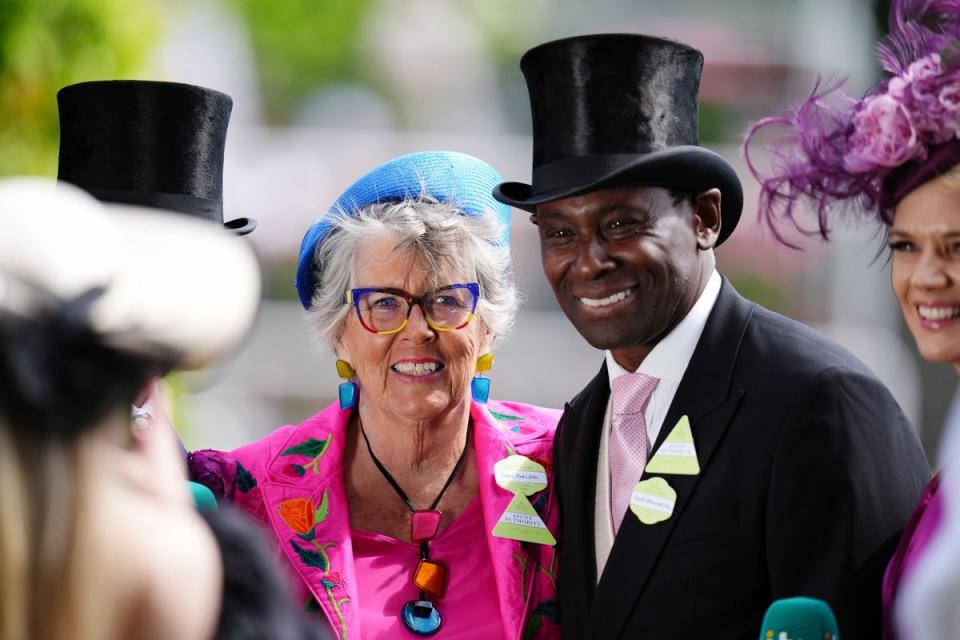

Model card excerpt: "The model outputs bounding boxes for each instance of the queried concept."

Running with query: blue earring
[336,359,358,410]
[471,353,493,404]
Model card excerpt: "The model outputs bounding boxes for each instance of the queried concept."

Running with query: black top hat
[57,80,256,235]
[494,34,742,245]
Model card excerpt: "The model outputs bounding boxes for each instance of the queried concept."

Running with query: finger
[133,377,161,408]
[127,404,192,508]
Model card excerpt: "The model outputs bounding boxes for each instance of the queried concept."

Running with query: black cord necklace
[358,418,472,636]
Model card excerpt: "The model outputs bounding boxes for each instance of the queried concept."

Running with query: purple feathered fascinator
[744,0,960,246]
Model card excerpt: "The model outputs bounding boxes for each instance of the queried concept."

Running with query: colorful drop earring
[471,353,493,404]
[336,359,358,410]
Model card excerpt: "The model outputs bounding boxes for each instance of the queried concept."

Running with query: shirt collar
[606,269,721,386]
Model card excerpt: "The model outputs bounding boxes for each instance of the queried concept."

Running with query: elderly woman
[745,2,960,638]
[190,151,561,640]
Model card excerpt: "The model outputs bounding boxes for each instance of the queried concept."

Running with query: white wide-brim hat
[0,178,260,370]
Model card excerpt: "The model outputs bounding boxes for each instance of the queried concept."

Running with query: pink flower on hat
[940,84,960,140]
[888,76,909,99]
[906,53,943,82]
[844,94,924,172]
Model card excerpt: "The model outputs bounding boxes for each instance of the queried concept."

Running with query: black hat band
[84,188,222,222]
[532,154,640,195]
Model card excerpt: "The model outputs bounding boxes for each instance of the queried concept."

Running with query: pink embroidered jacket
[190,399,562,640]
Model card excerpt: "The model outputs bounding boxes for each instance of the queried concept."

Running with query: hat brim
[494,146,743,245]
[0,179,260,371]
[225,216,257,235]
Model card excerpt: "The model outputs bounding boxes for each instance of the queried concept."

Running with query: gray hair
[306,197,519,352]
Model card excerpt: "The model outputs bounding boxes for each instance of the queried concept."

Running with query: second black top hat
[57,80,256,235]
[494,34,742,244]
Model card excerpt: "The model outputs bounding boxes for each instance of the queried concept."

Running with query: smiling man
[494,34,930,640]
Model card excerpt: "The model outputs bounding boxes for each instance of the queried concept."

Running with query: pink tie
[609,372,659,533]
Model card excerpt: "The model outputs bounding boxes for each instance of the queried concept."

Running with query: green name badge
[644,415,700,476]
[492,454,556,545]
[494,454,548,496]
[630,477,677,525]
[493,494,557,545]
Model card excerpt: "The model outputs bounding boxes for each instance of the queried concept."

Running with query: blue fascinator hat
[295,151,511,310]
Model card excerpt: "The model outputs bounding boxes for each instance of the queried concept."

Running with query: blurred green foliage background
[0,0,160,175]
[0,0,759,176]
[224,0,372,123]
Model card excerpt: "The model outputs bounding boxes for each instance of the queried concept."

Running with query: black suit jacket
[554,279,930,640]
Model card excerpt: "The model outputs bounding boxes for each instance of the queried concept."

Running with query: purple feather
[743,79,882,246]
[877,0,960,74]
[743,0,960,246]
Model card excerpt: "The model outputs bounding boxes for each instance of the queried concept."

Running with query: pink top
[882,472,942,640]
[351,498,505,640]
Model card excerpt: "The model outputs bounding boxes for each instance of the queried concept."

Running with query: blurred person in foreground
[189,151,561,640]
[0,178,315,640]
[745,2,960,638]
[493,33,929,640]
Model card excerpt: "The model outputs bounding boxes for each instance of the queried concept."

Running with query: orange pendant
[412,559,447,598]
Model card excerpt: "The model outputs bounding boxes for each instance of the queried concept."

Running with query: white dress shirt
[593,269,721,582]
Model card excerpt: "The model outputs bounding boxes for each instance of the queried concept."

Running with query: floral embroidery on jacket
[490,409,527,423]
[520,545,560,640]
[281,435,333,476]
[236,461,257,493]
[522,598,561,640]
[278,492,350,638]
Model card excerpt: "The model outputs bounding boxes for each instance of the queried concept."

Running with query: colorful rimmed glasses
[344,283,480,335]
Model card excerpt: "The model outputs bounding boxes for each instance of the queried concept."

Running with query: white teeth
[580,289,632,308]
[918,305,960,321]
[393,362,440,376]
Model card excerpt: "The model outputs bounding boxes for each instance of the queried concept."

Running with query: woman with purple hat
[189,151,561,640]
[745,2,960,637]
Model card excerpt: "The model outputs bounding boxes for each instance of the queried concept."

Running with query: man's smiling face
[535,185,718,369]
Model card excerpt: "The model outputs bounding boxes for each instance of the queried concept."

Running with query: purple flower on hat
[188,449,238,501]
[940,84,960,139]
[844,94,923,172]
[906,53,943,82]
[743,1,960,243]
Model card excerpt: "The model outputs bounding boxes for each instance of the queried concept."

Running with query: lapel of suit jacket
[556,364,611,632]
[589,278,753,639]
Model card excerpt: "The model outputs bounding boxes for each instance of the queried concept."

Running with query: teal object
[339,381,357,410]
[402,599,442,636]
[188,481,218,513]
[759,597,838,640]
[471,375,490,404]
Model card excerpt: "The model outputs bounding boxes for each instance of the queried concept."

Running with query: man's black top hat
[57,80,256,235]
[494,34,742,245]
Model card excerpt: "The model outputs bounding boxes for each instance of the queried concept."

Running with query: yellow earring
[336,359,357,410]
[472,353,493,403]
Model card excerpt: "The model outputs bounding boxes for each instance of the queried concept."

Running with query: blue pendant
[401,599,442,636]
[338,381,357,410]
[471,375,490,404]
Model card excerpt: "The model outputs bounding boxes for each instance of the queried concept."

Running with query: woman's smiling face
[336,232,490,424]
[890,173,960,366]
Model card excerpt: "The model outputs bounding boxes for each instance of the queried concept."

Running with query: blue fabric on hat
[295,151,511,309]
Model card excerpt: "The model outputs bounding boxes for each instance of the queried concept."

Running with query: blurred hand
[118,379,192,510]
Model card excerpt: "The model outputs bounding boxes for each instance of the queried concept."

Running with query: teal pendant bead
[402,600,442,636]
[339,381,357,410]
[471,376,490,404]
